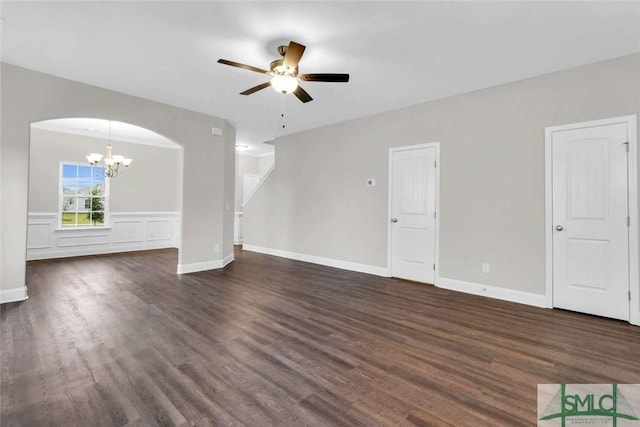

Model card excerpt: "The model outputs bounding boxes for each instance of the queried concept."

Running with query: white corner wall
[243,54,640,320]
[1,63,236,303]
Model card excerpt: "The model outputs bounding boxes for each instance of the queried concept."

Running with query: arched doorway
[26,118,183,263]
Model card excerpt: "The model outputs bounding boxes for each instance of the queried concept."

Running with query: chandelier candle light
[86,122,132,178]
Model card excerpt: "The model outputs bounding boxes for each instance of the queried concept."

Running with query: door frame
[544,115,638,325]
[387,142,441,281]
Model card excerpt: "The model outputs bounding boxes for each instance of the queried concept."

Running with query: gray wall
[29,128,181,213]
[1,63,235,295]
[245,54,640,297]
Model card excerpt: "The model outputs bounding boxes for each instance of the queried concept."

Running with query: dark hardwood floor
[1,247,639,426]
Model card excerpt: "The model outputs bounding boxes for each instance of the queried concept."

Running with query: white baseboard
[0,287,29,304]
[177,259,222,274]
[242,244,390,277]
[436,276,547,308]
[27,242,178,261]
[177,254,234,274]
[242,246,546,307]
[223,253,235,267]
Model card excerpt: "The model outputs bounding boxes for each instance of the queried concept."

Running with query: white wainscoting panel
[57,233,110,247]
[26,222,52,249]
[27,212,180,260]
[147,220,172,241]
[113,220,144,244]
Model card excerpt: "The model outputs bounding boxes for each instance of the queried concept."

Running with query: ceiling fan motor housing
[277,45,288,57]
[270,59,298,77]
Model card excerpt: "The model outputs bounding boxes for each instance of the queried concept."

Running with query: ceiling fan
[217,41,349,103]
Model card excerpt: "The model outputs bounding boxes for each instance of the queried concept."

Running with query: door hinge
[623,142,630,153]
[434,161,437,168]
[433,264,436,271]
[630,290,632,301]
[628,216,631,227]
[433,211,436,219]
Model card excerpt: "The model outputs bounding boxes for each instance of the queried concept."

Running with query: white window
[59,163,109,227]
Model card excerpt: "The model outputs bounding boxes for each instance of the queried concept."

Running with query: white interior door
[551,122,630,320]
[390,146,437,283]
[243,174,259,205]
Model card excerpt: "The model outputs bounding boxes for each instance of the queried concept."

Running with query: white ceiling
[2,2,640,152]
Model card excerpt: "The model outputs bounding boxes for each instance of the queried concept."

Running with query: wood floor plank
[1,247,639,426]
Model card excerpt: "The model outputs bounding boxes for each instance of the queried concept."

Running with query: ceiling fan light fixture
[271,75,299,94]
[218,40,348,103]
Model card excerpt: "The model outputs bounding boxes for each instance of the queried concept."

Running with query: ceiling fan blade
[293,86,313,103]
[283,41,306,70]
[300,73,350,82]
[240,82,272,95]
[217,59,269,75]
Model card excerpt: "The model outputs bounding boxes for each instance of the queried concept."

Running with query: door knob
[391,218,398,223]
[555,225,563,231]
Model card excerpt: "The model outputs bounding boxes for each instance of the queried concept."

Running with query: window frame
[58,161,111,229]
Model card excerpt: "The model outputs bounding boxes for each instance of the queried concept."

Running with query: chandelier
[86,121,132,178]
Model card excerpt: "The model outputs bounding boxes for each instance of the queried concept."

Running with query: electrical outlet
[482,262,490,273]
[214,243,220,253]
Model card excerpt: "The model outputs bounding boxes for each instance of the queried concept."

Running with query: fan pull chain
[280,93,287,130]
